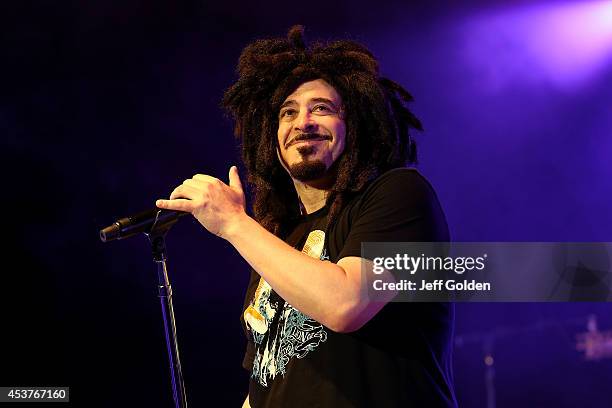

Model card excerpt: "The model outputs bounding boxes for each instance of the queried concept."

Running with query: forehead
[282,79,342,105]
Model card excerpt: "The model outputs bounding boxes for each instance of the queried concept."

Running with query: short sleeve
[337,168,450,260]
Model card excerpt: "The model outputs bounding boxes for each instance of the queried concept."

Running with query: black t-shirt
[240,168,457,408]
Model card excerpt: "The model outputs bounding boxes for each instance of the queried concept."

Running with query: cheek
[277,126,292,162]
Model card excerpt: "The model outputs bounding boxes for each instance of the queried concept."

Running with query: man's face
[277,79,346,183]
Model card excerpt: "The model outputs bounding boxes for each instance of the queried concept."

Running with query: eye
[312,104,332,114]
[279,108,297,119]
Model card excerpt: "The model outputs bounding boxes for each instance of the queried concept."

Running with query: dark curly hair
[222,25,423,236]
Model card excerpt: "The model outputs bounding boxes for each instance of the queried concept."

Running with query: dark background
[3,1,612,407]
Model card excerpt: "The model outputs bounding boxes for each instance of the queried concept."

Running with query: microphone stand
[101,207,188,406]
[147,225,188,408]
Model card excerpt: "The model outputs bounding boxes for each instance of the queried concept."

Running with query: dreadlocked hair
[222,25,423,237]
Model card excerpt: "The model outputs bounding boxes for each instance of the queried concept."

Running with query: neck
[293,179,330,215]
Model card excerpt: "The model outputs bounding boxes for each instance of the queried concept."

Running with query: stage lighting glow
[461,1,612,91]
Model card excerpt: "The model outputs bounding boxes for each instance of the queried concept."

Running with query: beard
[286,145,328,181]
[287,160,327,182]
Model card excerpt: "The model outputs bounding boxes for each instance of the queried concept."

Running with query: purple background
[3,1,611,406]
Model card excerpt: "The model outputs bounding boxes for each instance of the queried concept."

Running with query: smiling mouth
[293,138,325,146]
[286,134,331,148]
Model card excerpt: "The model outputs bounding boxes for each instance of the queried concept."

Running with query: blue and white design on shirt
[244,229,329,387]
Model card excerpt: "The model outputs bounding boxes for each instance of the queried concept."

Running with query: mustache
[285,133,332,148]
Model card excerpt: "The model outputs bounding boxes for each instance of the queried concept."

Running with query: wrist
[221,211,252,242]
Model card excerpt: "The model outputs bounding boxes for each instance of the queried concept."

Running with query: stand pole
[148,231,188,408]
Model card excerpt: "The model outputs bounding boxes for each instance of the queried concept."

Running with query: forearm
[225,213,360,331]
[154,167,384,330]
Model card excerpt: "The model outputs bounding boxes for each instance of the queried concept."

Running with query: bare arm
[156,166,395,332]
[242,394,250,408]
[225,213,394,332]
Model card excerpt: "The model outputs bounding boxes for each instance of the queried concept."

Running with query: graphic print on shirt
[244,278,277,337]
[244,229,329,387]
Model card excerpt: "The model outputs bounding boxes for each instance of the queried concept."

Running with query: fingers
[158,169,242,214]
[228,165,244,194]
[157,173,217,212]
[156,198,194,212]
[193,174,221,183]
[169,184,200,200]
[157,183,199,213]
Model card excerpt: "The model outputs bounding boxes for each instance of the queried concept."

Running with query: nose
[294,110,317,133]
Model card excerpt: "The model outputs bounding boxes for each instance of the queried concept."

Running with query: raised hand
[156,166,246,238]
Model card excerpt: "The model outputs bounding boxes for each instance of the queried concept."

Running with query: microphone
[100,207,189,242]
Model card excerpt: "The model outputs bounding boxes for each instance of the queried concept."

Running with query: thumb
[228,165,244,194]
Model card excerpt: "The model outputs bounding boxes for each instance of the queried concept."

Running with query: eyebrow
[279,97,340,111]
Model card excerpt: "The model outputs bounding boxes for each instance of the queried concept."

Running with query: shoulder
[360,167,441,207]
[328,168,450,261]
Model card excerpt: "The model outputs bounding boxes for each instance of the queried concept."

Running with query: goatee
[288,160,327,182]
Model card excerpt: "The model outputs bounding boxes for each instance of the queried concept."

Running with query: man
[156,26,456,407]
